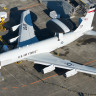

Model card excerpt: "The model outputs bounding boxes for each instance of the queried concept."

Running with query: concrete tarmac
[0,0,96,96]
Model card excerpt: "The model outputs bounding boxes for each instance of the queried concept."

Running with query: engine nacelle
[42,65,55,74]
[65,69,78,77]
[11,24,21,32]
[9,36,19,43]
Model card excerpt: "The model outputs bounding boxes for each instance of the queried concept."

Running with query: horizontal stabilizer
[84,30,96,36]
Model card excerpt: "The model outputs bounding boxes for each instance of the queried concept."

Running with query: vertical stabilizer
[75,8,95,33]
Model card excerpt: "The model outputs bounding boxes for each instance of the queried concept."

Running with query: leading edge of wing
[26,53,96,75]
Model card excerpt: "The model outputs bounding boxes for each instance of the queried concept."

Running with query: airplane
[0,8,96,78]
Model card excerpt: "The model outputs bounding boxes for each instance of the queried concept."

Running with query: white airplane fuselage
[0,7,95,68]
[0,31,83,67]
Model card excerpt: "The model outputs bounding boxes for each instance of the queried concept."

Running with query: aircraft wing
[18,10,38,47]
[26,53,96,75]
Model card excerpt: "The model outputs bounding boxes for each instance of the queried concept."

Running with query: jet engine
[9,36,19,43]
[42,65,55,74]
[65,69,78,77]
[11,24,21,32]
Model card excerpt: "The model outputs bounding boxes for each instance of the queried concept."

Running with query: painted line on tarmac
[84,60,96,65]
[1,60,96,91]
[2,88,8,90]
[12,87,18,89]
[22,85,28,87]
[7,3,41,15]
[30,74,58,85]
[19,3,41,10]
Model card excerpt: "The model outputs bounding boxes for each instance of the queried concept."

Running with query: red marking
[2,88,8,90]
[12,87,18,89]
[22,85,27,87]
[19,3,40,10]
[88,10,95,13]
[30,74,58,85]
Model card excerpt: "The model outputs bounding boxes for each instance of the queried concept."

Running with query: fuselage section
[0,31,83,67]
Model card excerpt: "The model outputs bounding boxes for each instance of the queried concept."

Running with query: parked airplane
[1,8,96,78]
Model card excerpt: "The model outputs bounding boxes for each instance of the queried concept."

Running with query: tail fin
[75,8,95,33]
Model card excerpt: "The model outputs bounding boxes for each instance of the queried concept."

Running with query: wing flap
[26,53,96,75]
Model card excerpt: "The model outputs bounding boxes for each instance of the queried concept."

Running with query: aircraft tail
[75,8,95,33]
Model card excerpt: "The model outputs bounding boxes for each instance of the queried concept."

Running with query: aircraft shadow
[1,7,77,76]
[34,63,68,76]
[77,38,96,45]
[2,7,54,49]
